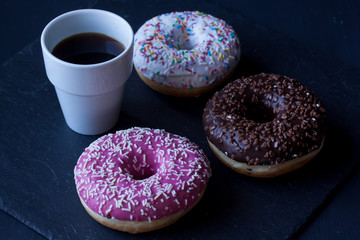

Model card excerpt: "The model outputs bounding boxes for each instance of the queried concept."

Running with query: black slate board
[1,0,360,239]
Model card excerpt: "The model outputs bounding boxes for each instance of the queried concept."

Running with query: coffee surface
[52,33,124,64]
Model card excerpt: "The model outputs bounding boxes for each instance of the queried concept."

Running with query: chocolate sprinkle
[203,73,327,165]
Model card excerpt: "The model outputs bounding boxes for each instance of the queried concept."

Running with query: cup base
[55,85,125,135]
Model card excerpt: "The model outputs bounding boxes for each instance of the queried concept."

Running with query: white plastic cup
[41,9,134,135]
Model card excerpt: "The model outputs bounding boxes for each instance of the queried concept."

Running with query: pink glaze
[74,127,211,222]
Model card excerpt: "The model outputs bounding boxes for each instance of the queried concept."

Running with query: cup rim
[40,9,134,68]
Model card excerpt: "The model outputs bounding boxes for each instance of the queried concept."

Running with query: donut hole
[121,153,159,181]
[168,27,197,50]
[244,102,276,123]
[129,166,157,181]
[177,38,196,51]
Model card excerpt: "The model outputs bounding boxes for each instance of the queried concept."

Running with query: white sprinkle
[122,202,132,212]
[181,151,188,158]
[105,204,113,216]
[98,200,106,216]
[137,147,142,153]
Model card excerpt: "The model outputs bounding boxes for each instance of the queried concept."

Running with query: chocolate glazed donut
[203,73,327,177]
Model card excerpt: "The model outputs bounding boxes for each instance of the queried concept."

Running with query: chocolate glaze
[203,73,327,165]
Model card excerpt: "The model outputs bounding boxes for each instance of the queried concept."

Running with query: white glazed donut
[133,11,241,97]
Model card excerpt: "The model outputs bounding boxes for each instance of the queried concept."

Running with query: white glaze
[133,11,241,89]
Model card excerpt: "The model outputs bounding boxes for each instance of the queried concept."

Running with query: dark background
[1,0,360,239]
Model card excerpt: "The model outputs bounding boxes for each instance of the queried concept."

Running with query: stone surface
[0,0,360,239]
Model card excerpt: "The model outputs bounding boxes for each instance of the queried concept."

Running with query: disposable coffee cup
[41,9,134,135]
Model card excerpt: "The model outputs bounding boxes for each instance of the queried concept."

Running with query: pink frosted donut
[74,127,211,233]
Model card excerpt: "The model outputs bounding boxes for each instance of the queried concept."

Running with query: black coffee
[52,33,124,64]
